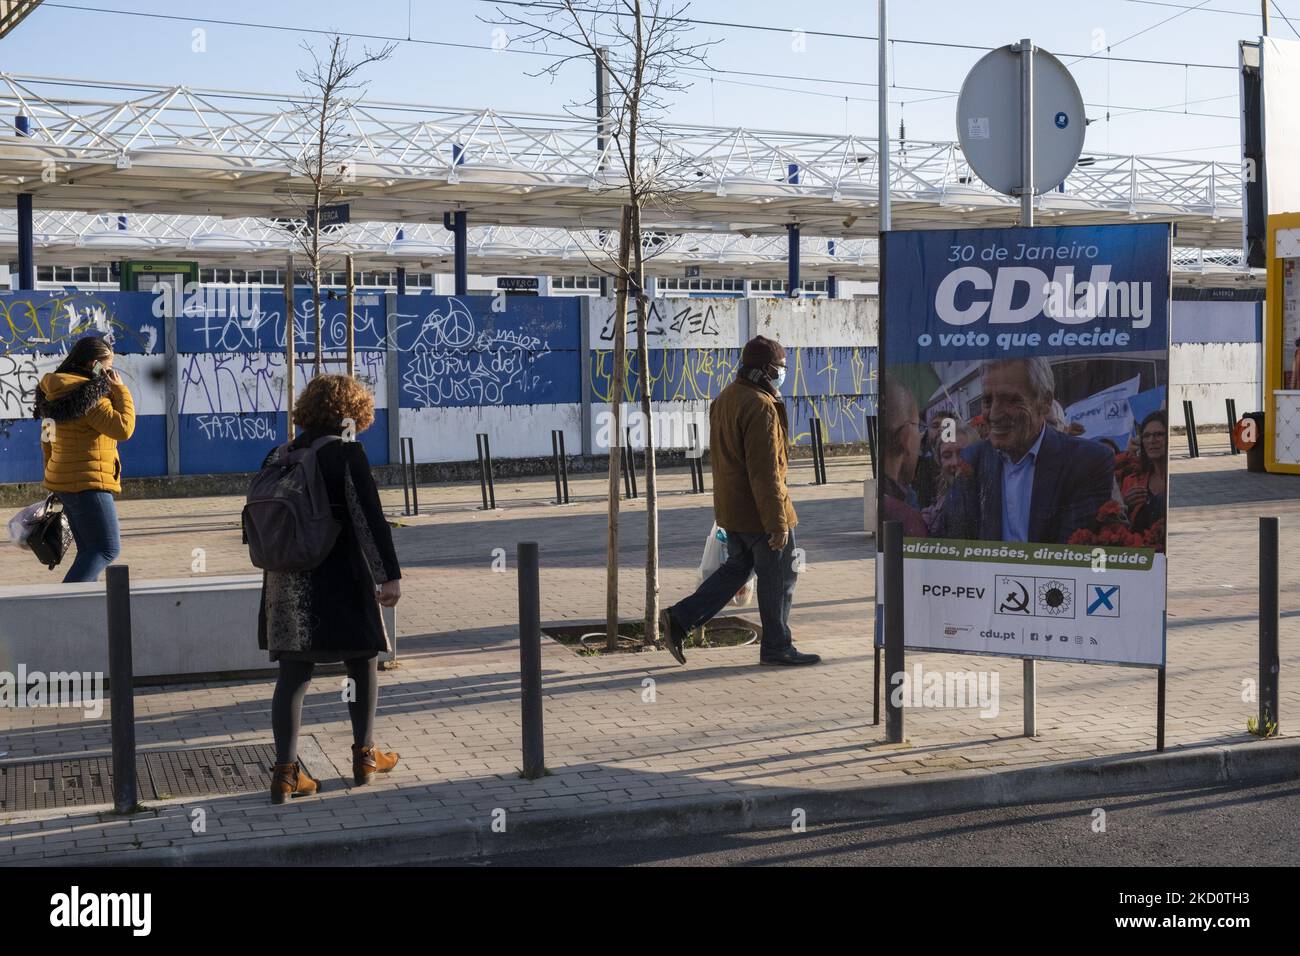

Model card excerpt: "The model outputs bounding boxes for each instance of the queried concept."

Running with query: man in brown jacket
[661,336,820,666]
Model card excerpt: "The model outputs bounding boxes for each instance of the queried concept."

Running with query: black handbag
[28,494,73,570]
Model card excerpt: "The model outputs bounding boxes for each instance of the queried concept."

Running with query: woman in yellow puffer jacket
[32,335,135,583]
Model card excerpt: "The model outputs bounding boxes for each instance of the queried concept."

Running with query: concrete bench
[0,574,396,684]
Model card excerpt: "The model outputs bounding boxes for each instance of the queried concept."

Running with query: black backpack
[242,435,342,572]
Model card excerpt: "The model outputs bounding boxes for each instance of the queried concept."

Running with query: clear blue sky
[2,0,1294,161]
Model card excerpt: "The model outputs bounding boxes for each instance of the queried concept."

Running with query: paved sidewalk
[2,435,1299,864]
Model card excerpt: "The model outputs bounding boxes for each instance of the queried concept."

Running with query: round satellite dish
[956,44,1086,196]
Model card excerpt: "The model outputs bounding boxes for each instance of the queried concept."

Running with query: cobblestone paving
[2,434,1298,863]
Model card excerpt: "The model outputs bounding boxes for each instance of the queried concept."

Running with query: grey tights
[272,656,378,765]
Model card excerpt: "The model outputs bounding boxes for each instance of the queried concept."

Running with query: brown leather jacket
[708,377,798,535]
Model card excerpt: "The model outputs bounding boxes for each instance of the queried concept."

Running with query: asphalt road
[456,780,1300,867]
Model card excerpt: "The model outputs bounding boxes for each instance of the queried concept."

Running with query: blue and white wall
[393,294,583,462]
[587,296,879,454]
[0,291,167,482]
[0,288,1258,485]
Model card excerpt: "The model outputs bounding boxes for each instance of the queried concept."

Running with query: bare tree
[493,0,713,653]
[281,34,394,373]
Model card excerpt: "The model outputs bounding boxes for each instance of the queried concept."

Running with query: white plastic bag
[8,498,51,551]
[697,523,756,608]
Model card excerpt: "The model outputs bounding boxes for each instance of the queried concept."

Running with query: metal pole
[883,519,904,744]
[624,426,638,499]
[867,414,879,480]
[873,645,881,725]
[476,434,490,511]
[1023,658,1037,737]
[105,565,137,813]
[1156,666,1166,752]
[1019,38,1035,228]
[16,194,33,291]
[787,223,800,298]
[283,253,296,434]
[345,254,356,378]
[551,430,564,505]
[396,265,407,296]
[517,542,546,780]
[558,430,570,503]
[1260,516,1280,732]
[483,433,497,510]
[595,46,610,165]
[1183,400,1200,458]
[1017,38,1037,731]
[1263,0,1270,35]
[400,437,412,516]
[15,115,34,291]
[409,441,419,516]
[877,0,891,232]
[454,212,468,296]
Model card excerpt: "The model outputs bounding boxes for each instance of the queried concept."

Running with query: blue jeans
[56,490,121,583]
[670,529,798,657]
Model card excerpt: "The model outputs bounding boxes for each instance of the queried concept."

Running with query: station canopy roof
[0,210,1259,288]
[0,73,1254,284]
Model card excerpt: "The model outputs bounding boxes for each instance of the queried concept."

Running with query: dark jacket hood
[33,372,111,423]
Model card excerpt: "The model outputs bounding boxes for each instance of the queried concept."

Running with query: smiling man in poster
[935,356,1116,544]
[880,223,1170,669]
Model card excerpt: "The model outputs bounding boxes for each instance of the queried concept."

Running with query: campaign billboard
[878,223,1171,668]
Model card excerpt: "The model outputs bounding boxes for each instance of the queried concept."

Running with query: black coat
[257,429,401,662]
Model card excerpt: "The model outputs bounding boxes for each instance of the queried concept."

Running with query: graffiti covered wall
[1,292,881,482]
[1,291,167,483]
[587,296,879,452]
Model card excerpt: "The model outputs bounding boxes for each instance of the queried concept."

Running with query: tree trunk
[631,202,659,647]
[605,204,634,652]
[311,259,323,376]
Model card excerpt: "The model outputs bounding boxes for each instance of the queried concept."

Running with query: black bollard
[550,430,565,505]
[623,427,639,499]
[1182,400,1200,458]
[517,542,546,779]
[400,437,418,516]
[476,433,497,510]
[883,520,905,744]
[688,423,705,494]
[866,413,879,481]
[1226,398,1239,455]
[557,430,571,504]
[811,416,828,484]
[105,565,137,813]
[1260,516,1280,733]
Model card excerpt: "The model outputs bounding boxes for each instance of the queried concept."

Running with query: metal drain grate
[144,745,276,800]
[0,757,149,812]
[0,744,279,812]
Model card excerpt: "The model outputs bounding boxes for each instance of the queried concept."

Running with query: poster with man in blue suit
[878,223,1170,668]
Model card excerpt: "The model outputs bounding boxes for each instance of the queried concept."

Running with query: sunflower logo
[1037,579,1074,617]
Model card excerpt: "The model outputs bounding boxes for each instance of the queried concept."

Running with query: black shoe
[759,647,821,666]
[660,609,687,665]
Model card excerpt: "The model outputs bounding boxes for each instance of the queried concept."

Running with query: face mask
[772,367,787,389]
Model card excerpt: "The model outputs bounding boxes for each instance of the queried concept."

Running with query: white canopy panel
[0,74,1245,248]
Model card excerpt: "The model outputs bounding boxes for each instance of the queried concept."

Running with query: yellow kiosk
[1265,212,1300,473]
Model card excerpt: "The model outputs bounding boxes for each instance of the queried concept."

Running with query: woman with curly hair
[258,374,402,804]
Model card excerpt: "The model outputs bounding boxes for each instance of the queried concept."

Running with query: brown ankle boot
[351,744,399,786]
[269,761,320,804]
